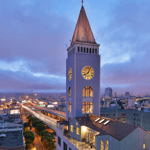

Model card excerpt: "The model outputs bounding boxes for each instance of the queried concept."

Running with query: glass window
[68,102,72,113]
[87,48,88,53]
[143,144,145,149]
[101,141,104,150]
[82,102,93,114]
[81,47,83,52]
[68,87,71,97]
[76,127,80,135]
[83,86,93,97]
[71,125,73,132]
[58,136,61,146]
[84,47,86,53]
[105,140,109,150]
[63,142,67,150]
[78,47,80,52]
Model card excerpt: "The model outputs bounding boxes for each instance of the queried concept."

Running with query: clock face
[82,66,94,80]
[68,68,72,81]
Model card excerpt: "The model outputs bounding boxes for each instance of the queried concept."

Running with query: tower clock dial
[82,66,94,80]
[68,67,72,81]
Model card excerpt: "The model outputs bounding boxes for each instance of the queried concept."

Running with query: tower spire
[71,4,96,45]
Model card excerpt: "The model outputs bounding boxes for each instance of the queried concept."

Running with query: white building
[56,3,150,150]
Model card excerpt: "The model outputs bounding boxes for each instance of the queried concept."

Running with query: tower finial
[82,0,83,5]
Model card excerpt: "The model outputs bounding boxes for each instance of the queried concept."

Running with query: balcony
[57,121,96,150]
[64,134,96,150]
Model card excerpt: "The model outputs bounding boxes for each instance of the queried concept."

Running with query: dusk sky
[0,0,150,95]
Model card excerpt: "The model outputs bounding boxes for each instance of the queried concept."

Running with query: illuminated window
[101,141,104,150]
[76,127,80,135]
[71,125,73,132]
[68,87,71,97]
[143,144,145,149]
[83,86,93,97]
[68,102,72,113]
[105,140,109,150]
[82,102,93,114]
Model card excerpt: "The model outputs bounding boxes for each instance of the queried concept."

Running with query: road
[22,105,57,131]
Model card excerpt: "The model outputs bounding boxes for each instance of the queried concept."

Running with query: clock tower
[66,5,100,121]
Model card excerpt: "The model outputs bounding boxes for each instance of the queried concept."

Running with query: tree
[41,134,55,150]
[40,130,50,136]
[28,117,35,124]
[27,115,32,119]
[35,123,45,135]
[32,119,43,127]
[23,131,35,143]
[24,122,31,131]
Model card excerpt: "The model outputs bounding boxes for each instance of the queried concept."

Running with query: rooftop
[75,114,139,141]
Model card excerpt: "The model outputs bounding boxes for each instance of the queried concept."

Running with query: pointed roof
[71,6,96,45]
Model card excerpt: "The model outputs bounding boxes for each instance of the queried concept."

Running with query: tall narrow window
[87,48,88,53]
[68,102,72,113]
[68,87,71,97]
[71,125,73,132]
[58,136,61,146]
[76,127,80,135]
[78,47,80,52]
[105,140,109,150]
[83,86,93,97]
[101,141,104,150]
[95,49,97,54]
[63,142,67,150]
[84,47,86,53]
[90,48,91,53]
[81,47,83,52]
[92,48,94,53]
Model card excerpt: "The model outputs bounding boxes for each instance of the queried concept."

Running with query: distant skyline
[0,0,150,95]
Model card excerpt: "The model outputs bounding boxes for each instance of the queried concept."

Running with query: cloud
[99,0,150,94]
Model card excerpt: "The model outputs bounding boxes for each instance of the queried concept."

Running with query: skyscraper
[66,5,100,121]
[105,87,112,99]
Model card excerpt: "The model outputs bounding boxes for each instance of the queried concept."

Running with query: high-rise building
[105,87,112,99]
[66,4,100,121]
[125,92,130,97]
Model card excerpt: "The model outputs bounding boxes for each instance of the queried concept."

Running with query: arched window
[68,87,71,97]
[81,47,83,52]
[87,48,88,53]
[82,86,93,97]
[84,47,86,53]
